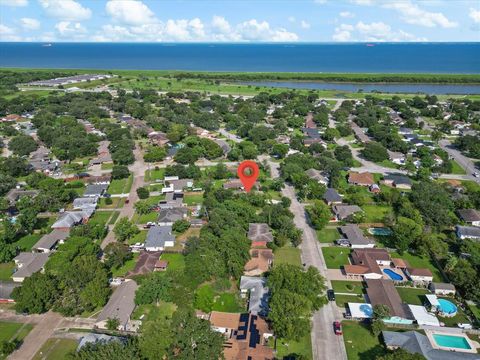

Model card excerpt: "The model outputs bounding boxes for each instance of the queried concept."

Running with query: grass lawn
[128,230,148,245]
[137,212,158,224]
[331,281,365,295]
[322,247,351,269]
[108,211,120,225]
[32,338,78,360]
[0,262,15,281]
[145,168,165,182]
[450,160,467,175]
[101,162,114,170]
[160,253,185,271]
[336,294,365,308]
[183,193,204,205]
[377,160,398,169]
[212,293,244,312]
[395,287,429,306]
[275,246,302,266]
[132,302,177,322]
[0,321,33,343]
[390,252,443,282]
[468,303,480,323]
[144,195,165,206]
[112,253,139,277]
[362,205,392,223]
[316,227,340,243]
[273,333,313,360]
[343,321,387,360]
[97,197,125,209]
[195,284,244,313]
[107,174,133,194]
[15,234,42,251]
[88,211,113,227]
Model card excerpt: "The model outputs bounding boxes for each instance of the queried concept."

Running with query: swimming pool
[383,269,404,281]
[438,299,457,315]
[433,334,471,350]
[368,227,392,236]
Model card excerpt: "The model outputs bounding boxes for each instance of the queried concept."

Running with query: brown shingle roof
[457,209,480,223]
[209,311,240,330]
[348,172,375,186]
[365,279,411,319]
[407,268,433,277]
[392,258,409,269]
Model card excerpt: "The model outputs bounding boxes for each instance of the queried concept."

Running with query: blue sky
[0,0,479,42]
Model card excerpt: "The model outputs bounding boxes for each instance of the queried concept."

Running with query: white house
[405,268,433,284]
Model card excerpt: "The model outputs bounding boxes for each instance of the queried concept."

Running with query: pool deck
[424,327,480,354]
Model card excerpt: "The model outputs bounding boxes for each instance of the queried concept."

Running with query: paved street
[439,139,479,184]
[267,159,347,360]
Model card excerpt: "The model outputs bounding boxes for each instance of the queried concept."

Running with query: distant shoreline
[2,68,480,85]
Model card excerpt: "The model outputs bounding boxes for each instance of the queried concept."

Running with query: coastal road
[267,159,347,360]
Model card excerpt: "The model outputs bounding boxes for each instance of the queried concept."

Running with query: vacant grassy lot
[362,205,392,223]
[273,333,313,360]
[322,247,351,269]
[32,338,78,360]
[88,211,114,227]
[195,284,244,313]
[137,212,158,224]
[145,168,165,182]
[331,281,364,295]
[275,246,302,266]
[97,197,125,209]
[335,294,365,308]
[395,287,429,306]
[450,161,466,175]
[0,321,33,343]
[101,162,114,170]
[0,263,15,281]
[108,174,133,194]
[132,301,177,322]
[160,253,185,271]
[316,227,340,243]
[183,193,204,205]
[342,321,387,360]
[128,230,147,245]
[390,252,443,282]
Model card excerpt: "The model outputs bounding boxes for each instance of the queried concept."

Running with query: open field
[275,246,302,266]
[32,338,77,360]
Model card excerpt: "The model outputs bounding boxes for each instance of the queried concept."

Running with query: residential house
[365,279,413,324]
[77,334,121,351]
[387,150,406,165]
[456,225,480,240]
[382,331,479,360]
[147,131,169,146]
[96,280,138,331]
[126,251,162,277]
[51,211,89,230]
[84,183,109,197]
[305,112,316,128]
[157,208,187,226]
[0,281,20,303]
[144,225,175,252]
[158,192,184,209]
[223,179,244,190]
[405,268,433,284]
[1,114,23,122]
[382,174,412,190]
[239,276,269,316]
[5,189,38,206]
[339,224,375,249]
[248,223,273,247]
[244,249,274,276]
[323,188,342,205]
[332,204,362,221]
[209,312,274,360]
[344,248,391,279]
[351,122,371,143]
[348,172,375,187]
[12,252,50,282]
[457,209,480,227]
[33,229,70,253]
[429,282,456,296]
[154,260,168,272]
[305,169,329,186]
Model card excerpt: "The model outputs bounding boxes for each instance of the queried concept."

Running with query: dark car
[327,289,336,301]
[333,321,342,335]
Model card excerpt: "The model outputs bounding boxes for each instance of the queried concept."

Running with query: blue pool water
[433,334,471,349]
[383,269,404,281]
[438,299,457,315]
[368,228,392,236]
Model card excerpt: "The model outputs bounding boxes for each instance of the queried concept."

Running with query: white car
[473,172,479,178]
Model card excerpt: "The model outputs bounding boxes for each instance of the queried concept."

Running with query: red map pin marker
[237,160,259,193]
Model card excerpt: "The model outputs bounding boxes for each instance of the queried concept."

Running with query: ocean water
[0,42,479,73]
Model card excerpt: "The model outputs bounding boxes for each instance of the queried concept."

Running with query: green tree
[392,217,423,254]
[376,349,426,360]
[172,219,190,234]
[8,135,38,156]
[305,200,331,230]
[361,142,389,162]
[113,217,139,242]
[111,165,130,179]
[104,243,133,270]
[134,200,151,215]
[144,146,167,162]
[106,317,120,331]
[12,273,59,314]
[136,187,149,199]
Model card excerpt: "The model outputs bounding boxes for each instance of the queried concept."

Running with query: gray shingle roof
[51,211,87,228]
[157,208,187,224]
[383,173,412,186]
[332,205,362,220]
[33,229,70,251]
[96,280,138,327]
[145,225,175,249]
[12,252,50,280]
[340,224,375,246]
[323,188,342,204]
[248,223,273,243]
[240,276,269,316]
[84,183,109,197]
[0,281,20,300]
[456,225,480,239]
[457,209,480,223]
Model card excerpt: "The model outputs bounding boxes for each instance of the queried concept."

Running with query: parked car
[327,289,336,301]
[473,172,479,178]
[333,321,342,335]
[125,199,130,204]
